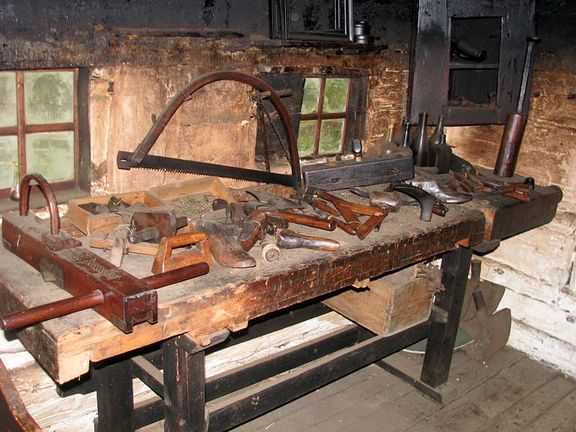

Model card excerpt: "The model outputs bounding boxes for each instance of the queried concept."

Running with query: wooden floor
[227,347,576,432]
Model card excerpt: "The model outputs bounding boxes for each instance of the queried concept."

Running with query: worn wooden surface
[0,202,484,384]
[0,359,41,432]
[228,347,576,432]
[465,183,563,241]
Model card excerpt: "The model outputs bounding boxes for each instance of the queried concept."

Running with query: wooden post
[162,336,207,432]
[420,246,473,387]
[93,358,134,432]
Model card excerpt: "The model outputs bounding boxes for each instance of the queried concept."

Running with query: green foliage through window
[298,77,350,157]
[0,70,77,196]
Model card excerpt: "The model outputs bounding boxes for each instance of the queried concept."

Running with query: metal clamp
[19,173,60,235]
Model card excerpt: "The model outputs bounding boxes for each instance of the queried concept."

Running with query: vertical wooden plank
[409,0,449,123]
[421,246,473,387]
[93,358,134,432]
[16,71,27,177]
[162,336,207,432]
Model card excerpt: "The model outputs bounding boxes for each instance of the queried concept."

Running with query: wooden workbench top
[0,200,485,384]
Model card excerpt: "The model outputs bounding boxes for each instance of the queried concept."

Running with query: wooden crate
[66,191,165,234]
[66,178,233,235]
[324,266,434,336]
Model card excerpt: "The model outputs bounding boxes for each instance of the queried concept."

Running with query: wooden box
[66,191,165,234]
[66,178,234,235]
[324,266,434,336]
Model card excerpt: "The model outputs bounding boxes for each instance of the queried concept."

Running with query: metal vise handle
[19,173,60,235]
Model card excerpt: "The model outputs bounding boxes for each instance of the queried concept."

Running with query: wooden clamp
[0,174,208,333]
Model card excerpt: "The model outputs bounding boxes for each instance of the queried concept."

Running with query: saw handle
[19,173,60,235]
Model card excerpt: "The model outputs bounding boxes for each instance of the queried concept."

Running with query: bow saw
[116,71,302,187]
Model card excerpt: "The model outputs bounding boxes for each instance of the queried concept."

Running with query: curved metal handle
[19,173,60,235]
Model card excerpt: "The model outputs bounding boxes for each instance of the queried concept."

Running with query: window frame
[0,68,80,199]
[255,73,368,166]
[299,76,352,159]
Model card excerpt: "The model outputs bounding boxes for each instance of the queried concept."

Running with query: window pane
[25,71,74,125]
[26,131,74,183]
[324,78,349,113]
[319,119,344,155]
[301,78,321,114]
[0,72,17,128]
[297,120,316,156]
[0,135,18,188]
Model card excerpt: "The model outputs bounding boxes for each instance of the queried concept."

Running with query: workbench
[0,183,562,432]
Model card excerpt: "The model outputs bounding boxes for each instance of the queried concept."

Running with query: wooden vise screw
[0,174,208,333]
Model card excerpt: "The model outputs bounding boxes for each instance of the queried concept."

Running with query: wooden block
[324,266,433,336]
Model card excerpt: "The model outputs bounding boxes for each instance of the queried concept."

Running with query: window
[255,73,367,165]
[298,77,350,157]
[0,69,79,199]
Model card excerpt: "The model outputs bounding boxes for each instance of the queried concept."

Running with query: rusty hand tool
[130,211,188,243]
[350,187,405,212]
[0,174,208,333]
[151,231,211,274]
[275,229,340,252]
[477,174,534,202]
[300,187,387,240]
[243,190,336,231]
[213,194,336,252]
[392,184,447,221]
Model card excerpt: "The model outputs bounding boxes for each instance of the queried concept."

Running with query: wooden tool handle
[270,210,336,231]
[0,290,104,332]
[151,232,211,274]
[276,229,340,252]
[142,262,210,289]
[355,211,387,240]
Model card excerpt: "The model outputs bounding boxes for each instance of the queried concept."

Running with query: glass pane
[0,135,18,189]
[319,119,344,155]
[301,78,321,114]
[297,120,316,157]
[26,131,74,183]
[324,78,349,113]
[25,71,74,125]
[0,72,17,128]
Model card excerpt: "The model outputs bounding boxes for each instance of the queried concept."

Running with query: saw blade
[117,151,297,186]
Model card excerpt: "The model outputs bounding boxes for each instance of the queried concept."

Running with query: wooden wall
[448,3,576,376]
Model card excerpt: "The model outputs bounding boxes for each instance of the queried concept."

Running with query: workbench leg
[163,336,207,432]
[93,358,134,432]
[421,246,473,387]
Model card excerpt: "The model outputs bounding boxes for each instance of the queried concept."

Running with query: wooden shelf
[449,61,499,70]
